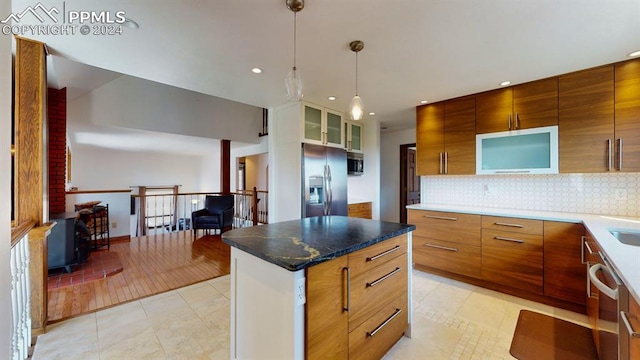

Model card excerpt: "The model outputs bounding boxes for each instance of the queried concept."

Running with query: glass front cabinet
[302,103,345,148]
[344,120,363,153]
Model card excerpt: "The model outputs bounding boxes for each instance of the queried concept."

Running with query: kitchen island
[222,216,415,360]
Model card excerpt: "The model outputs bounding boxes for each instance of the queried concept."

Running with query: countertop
[407,204,640,304]
[222,216,415,272]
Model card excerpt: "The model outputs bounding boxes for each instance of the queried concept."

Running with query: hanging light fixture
[349,40,364,120]
[285,0,304,101]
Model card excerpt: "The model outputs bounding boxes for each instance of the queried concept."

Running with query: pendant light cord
[355,51,358,96]
[293,12,297,71]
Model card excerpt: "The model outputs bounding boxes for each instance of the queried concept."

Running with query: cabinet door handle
[423,243,458,252]
[422,215,458,221]
[621,311,640,338]
[439,152,443,174]
[444,152,448,174]
[581,236,587,264]
[367,267,401,287]
[367,308,402,337]
[607,139,612,171]
[343,267,350,312]
[493,236,525,244]
[494,222,524,228]
[515,113,520,129]
[508,114,512,130]
[366,245,401,262]
[584,240,594,256]
[618,138,623,171]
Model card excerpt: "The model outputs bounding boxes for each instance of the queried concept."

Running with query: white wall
[245,153,268,192]
[379,128,416,222]
[68,75,263,144]
[65,192,132,238]
[231,136,269,192]
[347,120,381,219]
[1,0,13,354]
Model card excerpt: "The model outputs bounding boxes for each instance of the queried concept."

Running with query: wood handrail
[11,220,36,248]
[67,189,132,194]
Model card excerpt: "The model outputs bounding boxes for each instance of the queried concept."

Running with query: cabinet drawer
[412,237,482,279]
[482,229,543,294]
[349,254,407,330]
[348,202,372,219]
[408,210,481,246]
[348,234,407,278]
[348,293,407,360]
[482,216,543,235]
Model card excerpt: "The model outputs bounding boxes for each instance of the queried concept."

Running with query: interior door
[400,144,419,224]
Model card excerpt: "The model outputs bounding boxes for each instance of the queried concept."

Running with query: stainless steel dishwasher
[588,251,629,360]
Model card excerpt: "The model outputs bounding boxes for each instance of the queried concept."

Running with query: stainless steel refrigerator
[302,143,348,217]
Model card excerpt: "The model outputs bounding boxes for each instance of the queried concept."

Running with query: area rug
[47,251,123,290]
[509,310,598,360]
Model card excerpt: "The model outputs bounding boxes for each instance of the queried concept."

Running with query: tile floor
[32,270,590,359]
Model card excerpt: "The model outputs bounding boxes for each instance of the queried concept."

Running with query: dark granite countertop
[222,216,415,271]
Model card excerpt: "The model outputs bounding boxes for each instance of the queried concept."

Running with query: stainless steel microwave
[347,152,364,175]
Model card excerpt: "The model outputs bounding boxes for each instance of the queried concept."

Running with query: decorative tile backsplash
[421,173,640,217]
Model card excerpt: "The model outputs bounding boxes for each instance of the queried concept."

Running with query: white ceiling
[12,0,640,136]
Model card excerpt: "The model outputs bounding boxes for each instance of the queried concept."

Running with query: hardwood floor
[47,231,230,323]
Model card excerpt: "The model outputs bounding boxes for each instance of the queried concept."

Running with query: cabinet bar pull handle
[343,267,350,312]
[618,138,623,171]
[515,113,520,129]
[494,222,524,228]
[367,245,401,262]
[493,236,525,244]
[621,311,640,338]
[584,241,594,256]
[444,152,448,174]
[367,308,402,337]
[439,152,443,174]
[508,114,512,130]
[607,139,612,171]
[422,215,458,221]
[423,243,458,252]
[367,267,401,287]
[580,236,586,264]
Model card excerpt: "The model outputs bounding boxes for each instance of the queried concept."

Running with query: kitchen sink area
[609,229,640,246]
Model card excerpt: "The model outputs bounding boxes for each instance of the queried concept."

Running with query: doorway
[399,143,420,224]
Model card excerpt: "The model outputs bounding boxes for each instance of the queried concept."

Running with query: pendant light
[349,40,364,120]
[285,0,304,101]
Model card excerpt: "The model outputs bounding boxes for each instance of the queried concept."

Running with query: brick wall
[48,87,67,214]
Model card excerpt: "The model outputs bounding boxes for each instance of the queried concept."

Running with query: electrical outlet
[295,277,306,306]
[615,189,627,201]
[111,222,118,228]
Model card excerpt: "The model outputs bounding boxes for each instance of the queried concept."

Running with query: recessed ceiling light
[368,112,375,116]
[420,100,428,104]
[251,68,262,74]
[629,50,640,57]
[328,96,336,101]
[500,81,511,86]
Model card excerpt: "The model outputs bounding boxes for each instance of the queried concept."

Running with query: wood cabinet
[344,120,363,153]
[409,210,482,278]
[625,295,640,359]
[416,96,475,175]
[559,65,615,173]
[476,78,558,134]
[543,221,586,305]
[481,216,544,294]
[306,234,409,360]
[614,58,640,172]
[303,103,344,148]
[348,202,372,219]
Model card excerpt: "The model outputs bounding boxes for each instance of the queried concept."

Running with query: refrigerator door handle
[323,165,329,215]
[327,164,333,214]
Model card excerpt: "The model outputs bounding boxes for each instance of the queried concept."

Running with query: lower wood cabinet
[409,209,588,309]
[348,202,372,219]
[306,234,408,360]
[625,295,640,359]
[543,221,587,305]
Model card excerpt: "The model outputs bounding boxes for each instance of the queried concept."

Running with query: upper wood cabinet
[476,78,558,134]
[559,65,615,173]
[416,96,475,175]
[614,58,640,172]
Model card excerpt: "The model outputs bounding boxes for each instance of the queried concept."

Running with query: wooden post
[252,187,259,226]
[221,139,231,194]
